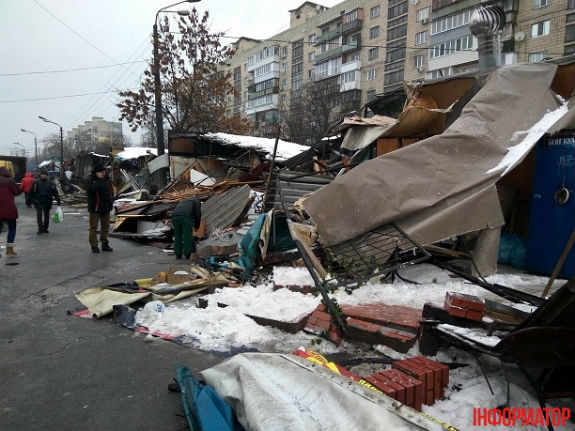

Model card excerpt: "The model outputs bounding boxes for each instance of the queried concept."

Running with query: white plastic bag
[53,206,64,223]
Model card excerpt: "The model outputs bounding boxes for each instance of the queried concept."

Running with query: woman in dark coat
[0,166,22,260]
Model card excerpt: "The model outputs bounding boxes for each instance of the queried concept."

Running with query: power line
[0,60,148,77]
[0,89,136,104]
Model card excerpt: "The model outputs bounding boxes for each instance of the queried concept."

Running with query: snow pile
[204,132,309,161]
[134,263,573,430]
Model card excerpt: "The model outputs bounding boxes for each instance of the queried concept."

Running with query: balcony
[314,46,342,63]
[248,86,280,100]
[342,37,361,54]
[342,19,362,34]
[315,28,342,45]
[247,54,280,72]
[341,60,361,74]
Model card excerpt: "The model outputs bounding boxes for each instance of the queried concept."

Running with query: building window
[367,69,377,80]
[431,9,473,35]
[417,8,430,22]
[533,0,550,7]
[308,69,315,80]
[387,24,407,41]
[370,26,380,39]
[388,1,408,20]
[370,5,380,19]
[384,69,403,86]
[531,20,550,38]
[529,51,548,62]
[367,90,376,101]
[565,44,575,55]
[281,62,287,72]
[414,54,424,69]
[309,34,316,44]
[341,70,356,84]
[429,35,474,59]
[415,31,427,45]
[565,21,575,42]
[569,0,575,9]
[309,52,315,62]
[368,47,379,60]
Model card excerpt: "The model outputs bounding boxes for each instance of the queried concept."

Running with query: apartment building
[224,0,574,139]
[67,116,123,152]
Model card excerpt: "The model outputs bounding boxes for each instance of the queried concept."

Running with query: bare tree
[118,9,249,135]
[281,77,341,146]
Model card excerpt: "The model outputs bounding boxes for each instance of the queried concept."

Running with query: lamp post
[20,128,38,169]
[38,116,64,180]
[152,0,200,156]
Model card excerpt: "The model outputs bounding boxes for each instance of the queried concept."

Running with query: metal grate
[277,173,430,290]
[320,223,431,289]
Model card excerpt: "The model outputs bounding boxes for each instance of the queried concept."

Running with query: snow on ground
[135,263,573,430]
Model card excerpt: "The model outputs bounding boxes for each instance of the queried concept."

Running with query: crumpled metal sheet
[304,63,568,248]
[204,184,253,235]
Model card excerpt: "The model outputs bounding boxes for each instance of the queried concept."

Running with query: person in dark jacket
[0,166,22,262]
[20,172,35,207]
[85,164,114,253]
[171,196,202,260]
[30,170,60,234]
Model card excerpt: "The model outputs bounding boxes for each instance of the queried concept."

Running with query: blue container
[525,136,575,278]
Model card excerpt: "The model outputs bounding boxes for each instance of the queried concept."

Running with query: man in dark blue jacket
[85,164,114,253]
[30,170,60,234]
[171,196,202,260]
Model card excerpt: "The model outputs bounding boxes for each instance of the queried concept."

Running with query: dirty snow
[204,132,309,161]
[134,263,573,431]
[487,102,570,176]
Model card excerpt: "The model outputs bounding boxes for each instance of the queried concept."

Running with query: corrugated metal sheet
[204,185,253,234]
[265,170,332,211]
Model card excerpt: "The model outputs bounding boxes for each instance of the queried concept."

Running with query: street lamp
[153,0,200,156]
[20,128,39,169]
[38,115,64,181]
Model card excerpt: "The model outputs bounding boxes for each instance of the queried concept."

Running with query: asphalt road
[0,195,224,431]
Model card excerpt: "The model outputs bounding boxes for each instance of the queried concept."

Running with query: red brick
[341,303,422,334]
[411,357,442,400]
[444,303,468,318]
[445,292,485,312]
[364,375,397,399]
[368,373,406,404]
[411,356,449,388]
[379,370,414,407]
[393,359,435,405]
[465,309,484,322]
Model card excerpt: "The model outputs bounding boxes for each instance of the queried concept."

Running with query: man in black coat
[30,170,60,234]
[171,196,202,260]
[85,164,114,253]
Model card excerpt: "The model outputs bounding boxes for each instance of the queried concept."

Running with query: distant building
[222,0,575,140]
[67,116,123,153]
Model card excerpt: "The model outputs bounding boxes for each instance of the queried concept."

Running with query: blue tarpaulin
[175,365,243,431]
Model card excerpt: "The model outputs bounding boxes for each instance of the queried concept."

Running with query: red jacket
[21,172,35,192]
[0,167,22,219]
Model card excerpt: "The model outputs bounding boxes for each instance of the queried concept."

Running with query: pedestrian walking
[171,196,202,260]
[85,164,114,253]
[20,172,35,208]
[30,170,60,234]
[0,166,22,263]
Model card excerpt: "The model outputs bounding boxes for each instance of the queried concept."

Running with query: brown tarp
[304,63,572,247]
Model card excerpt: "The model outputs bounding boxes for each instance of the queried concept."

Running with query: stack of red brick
[364,356,449,411]
[303,303,421,352]
[444,292,485,322]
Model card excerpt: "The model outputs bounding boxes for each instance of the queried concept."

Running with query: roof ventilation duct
[470,5,506,70]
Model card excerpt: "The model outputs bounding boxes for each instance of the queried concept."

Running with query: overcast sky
[0,0,341,160]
